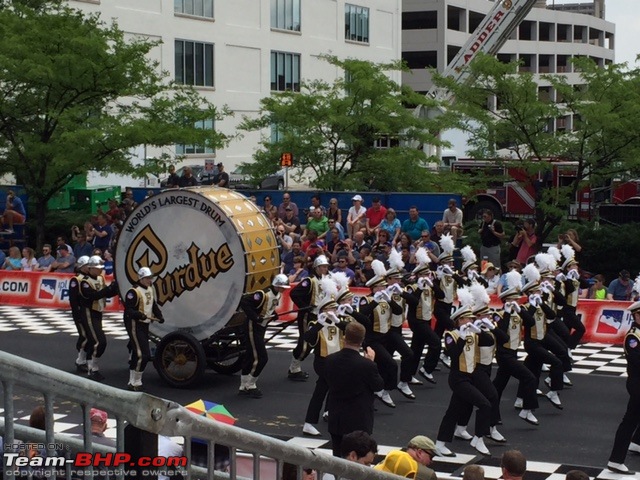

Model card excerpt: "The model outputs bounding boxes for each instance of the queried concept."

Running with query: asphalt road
[0,326,635,472]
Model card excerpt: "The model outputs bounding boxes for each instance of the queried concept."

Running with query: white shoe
[470,436,491,456]
[303,423,321,436]
[563,374,573,387]
[519,409,539,426]
[541,364,550,372]
[629,442,640,453]
[454,425,472,440]
[397,382,416,400]
[607,462,635,474]
[544,376,551,388]
[419,367,437,384]
[536,389,545,396]
[434,440,456,457]
[409,376,423,385]
[546,390,563,410]
[440,353,451,369]
[322,411,329,422]
[514,397,523,409]
[375,390,396,408]
[488,426,506,443]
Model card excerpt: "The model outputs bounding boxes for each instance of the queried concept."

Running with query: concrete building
[69,0,402,173]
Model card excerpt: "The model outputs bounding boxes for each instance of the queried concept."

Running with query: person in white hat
[607,298,640,474]
[346,194,366,239]
[123,267,164,391]
[70,256,91,373]
[79,255,119,382]
[288,255,332,381]
[238,274,291,398]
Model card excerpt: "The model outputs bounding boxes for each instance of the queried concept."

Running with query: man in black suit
[325,321,384,456]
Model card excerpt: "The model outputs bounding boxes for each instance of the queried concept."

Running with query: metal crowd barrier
[0,350,413,480]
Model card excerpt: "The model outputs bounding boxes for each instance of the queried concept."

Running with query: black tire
[469,199,502,221]
[153,331,206,388]
[208,349,246,375]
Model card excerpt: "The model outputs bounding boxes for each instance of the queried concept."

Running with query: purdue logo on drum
[115,188,280,340]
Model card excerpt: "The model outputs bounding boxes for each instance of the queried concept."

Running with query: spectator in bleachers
[565,471,588,480]
[55,235,73,254]
[607,270,633,301]
[93,214,113,253]
[512,219,537,267]
[442,198,464,243]
[586,274,607,300]
[103,249,114,276]
[371,229,392,255]
[3,246,22,270]
[50,245,76,273]
[326,219,345,241]
[0,248,6,269]
[281,240,303,275]
[556,228,582,255]
[377,208,401,245]
[400,247,416,273]
[365,197,387,240]
[395,233,416,255]
[431,221,445,245]
[326,227,344,254]
[481,262,500,294]
[105,199,122,224]
[279,206,302,241]
[278,192,299,221]
[496,261,523,296]
[0,190,26,234]
[35,244,55,272]
[327,197,342,228]
[351,231,371,255]
[21,247,37,272]
[309,194,326,218]
[401,206,430,242]
[501,450,526,480]
[262,195,278,219]
[73,231,94,259]
[463,465,485,480]
[332,257,355,285]
[287,256,309,284]
[346,195,367,239]
[276,225,293,255]
[304,207,329,240]
[416,230,440,259]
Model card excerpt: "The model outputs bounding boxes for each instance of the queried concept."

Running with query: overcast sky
[552,0,638,66]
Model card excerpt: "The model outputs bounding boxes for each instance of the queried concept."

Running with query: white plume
[457,286,475,308]
[318,276,339,298]
[461,245,477,264]
[332,271,350,292]
[547,246,562,263]
[470,282,490,307]
[415,247,429,267]
[522,263,541,284]
[535,253,556,272]
[372,259,387,277]
[634,275,640,294]
[561,244,576,262]
[388,248,405,271]
[506,270,522,290]
[439,233,455,255]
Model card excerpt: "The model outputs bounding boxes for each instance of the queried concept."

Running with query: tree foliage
[0,0,230,247]
[433,54,640,242]
[240,55,465,192]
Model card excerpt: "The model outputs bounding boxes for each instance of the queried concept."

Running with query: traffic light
[280,152,293,167]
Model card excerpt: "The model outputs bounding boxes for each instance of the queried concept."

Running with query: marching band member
[460,246,487,287]
[70,255,90,372]
[560,244,585,352]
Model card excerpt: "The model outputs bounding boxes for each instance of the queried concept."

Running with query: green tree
[434,54,640,242]
[0,0,230,247]
[240,55,463,192]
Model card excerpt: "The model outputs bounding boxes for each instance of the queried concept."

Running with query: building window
[271,0,301,32]
[270,51,301,92]
[174,0,214,18]
[176,119,215,155]
[345,4,369,43]
[402,11,437,30]
[175,40,214,87]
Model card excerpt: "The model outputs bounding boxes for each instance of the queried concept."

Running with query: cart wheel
[154,331,206,388]
[208,340,246,375]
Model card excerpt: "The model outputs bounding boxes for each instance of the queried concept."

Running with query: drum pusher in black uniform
[123,267,164,391]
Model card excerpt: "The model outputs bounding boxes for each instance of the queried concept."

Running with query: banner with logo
[0,271,121,311]
[0,272,633,344]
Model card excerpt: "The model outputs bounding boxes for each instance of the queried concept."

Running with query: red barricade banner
[0,272,632,344]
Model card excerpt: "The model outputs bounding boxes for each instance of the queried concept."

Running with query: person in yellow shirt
[374,435,438,480]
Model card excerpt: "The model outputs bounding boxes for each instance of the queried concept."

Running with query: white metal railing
[0,350,409,480]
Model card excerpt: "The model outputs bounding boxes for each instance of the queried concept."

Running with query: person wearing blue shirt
[401,206,430,242]
[1,190,26,233]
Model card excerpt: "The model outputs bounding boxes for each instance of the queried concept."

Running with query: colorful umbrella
[186,399,236,425]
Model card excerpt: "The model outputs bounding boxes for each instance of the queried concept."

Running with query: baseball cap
[309,206,316,212]
[407,435,437,456]
[90,408,108,423]
[351,194,363,202]
[620,270,630,280]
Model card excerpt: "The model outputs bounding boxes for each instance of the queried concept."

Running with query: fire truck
[452,158,640,221]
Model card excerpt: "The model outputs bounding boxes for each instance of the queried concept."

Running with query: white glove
[468,269,478,281]
[373,291,391,303]
[504,302,513,314]
[481,317,495,330]
[417,277,433,290]
[473,319,486,331]
[337,304,353,316]
[326,312,340,324]
[512,302,521,313]
[442,265,454,276]
[567,269,580,281]
[317,313,329,327]
[387,283,403,295]
[459,324,473,338]
[466,322,482,334]
[436,266,445,280]
[555,273,566,282]
[529,294,542,307]
[539,281,552,295]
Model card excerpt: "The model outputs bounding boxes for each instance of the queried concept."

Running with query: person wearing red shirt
[365,197,387,240]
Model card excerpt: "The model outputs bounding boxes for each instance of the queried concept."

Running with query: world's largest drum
[114,187,280,340]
